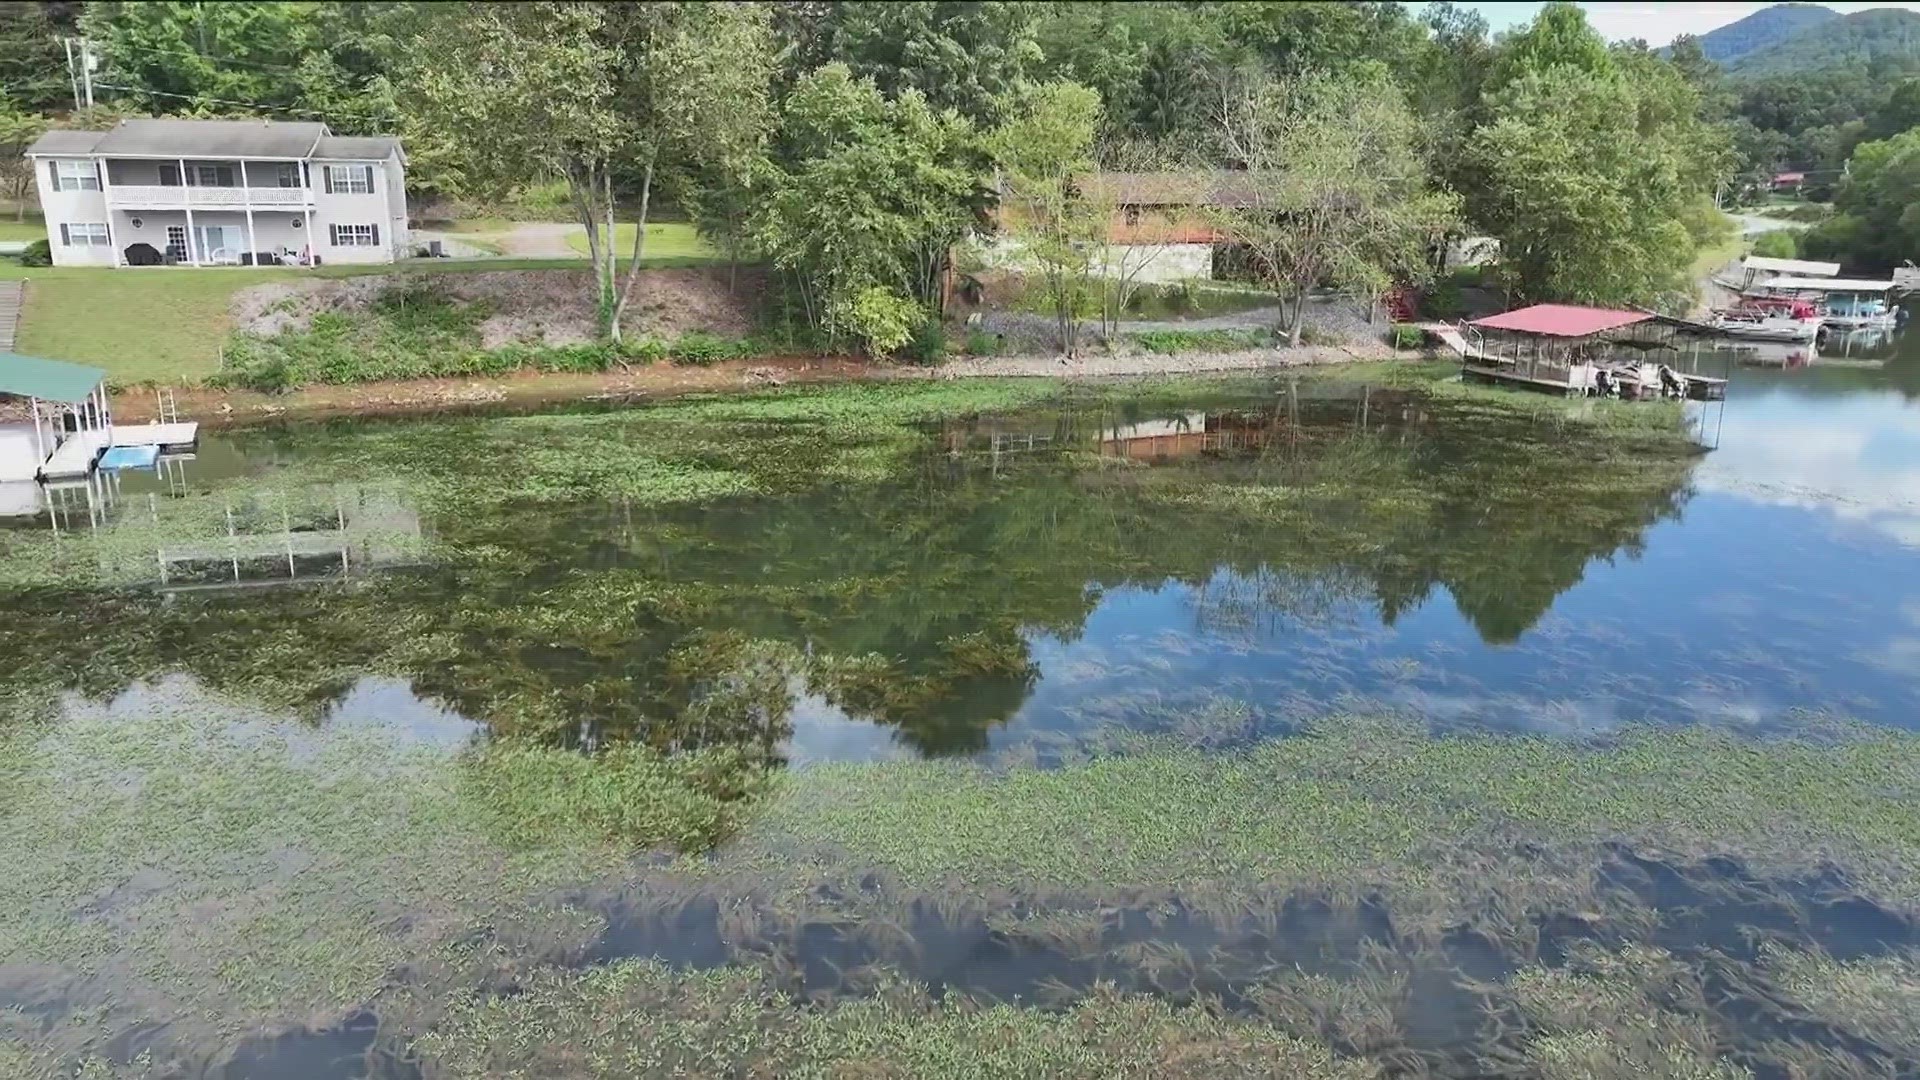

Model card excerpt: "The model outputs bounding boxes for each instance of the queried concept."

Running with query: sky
[1428,2,1920,46]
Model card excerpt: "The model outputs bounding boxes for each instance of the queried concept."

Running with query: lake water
[5,329,1920,1078]
[6,327,1920,760]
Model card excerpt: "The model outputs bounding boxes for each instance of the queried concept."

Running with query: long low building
[24,117,408,268]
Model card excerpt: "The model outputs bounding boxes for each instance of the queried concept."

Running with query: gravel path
[492,222,581,258]
[936,342,1392,379]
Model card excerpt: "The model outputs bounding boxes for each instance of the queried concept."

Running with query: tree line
[3,2,1765,350]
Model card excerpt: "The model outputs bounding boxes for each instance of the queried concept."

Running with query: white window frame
[277,163,300,188]
[194,165,234,188]
[61,222,110,247]
[329,223,378,247]
[54,159,100,192]
[325,164,373,195]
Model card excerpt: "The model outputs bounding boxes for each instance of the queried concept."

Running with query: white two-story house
[25,118,407,268]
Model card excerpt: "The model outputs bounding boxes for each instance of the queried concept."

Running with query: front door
[165,225,187,263]
[192,225,243,264]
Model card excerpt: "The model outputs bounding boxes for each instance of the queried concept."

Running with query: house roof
[313,135,403,161]
[25,128,108,156]
[1080,171,1264,209]
[89,118,329,159]
[1743,256,1840,277]
[0,353,108,404]
[1469,304,1653,338]
[1758,276,1897,292]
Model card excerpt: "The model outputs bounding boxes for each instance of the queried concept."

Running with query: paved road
[1731,213,1808,236]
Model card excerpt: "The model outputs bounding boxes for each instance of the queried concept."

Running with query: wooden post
[241,161,258,266]
[181,157,198,266]
[28,396,44,465]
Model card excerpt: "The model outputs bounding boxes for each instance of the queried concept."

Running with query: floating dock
[36,423,200,480]
[1421,306,1729,402]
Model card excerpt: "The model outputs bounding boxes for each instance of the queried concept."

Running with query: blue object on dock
[98,445,161,471]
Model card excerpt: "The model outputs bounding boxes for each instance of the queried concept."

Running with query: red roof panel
[1468,304,1652,338]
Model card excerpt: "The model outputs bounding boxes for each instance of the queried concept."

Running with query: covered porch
[110,207,318,267]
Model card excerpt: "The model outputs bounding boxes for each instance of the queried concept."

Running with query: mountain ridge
[1692,3,1837,65]
[1727,7,1920,75]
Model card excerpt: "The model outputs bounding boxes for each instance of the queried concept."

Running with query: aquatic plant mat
[5,370,1916,1076]
[2,684,1918,1078]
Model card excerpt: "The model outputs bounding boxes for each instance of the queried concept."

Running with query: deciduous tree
[749,63,983,354]
[1467,6,1731,306]
[403,1,773,341]
[0,106,49,220]
[993,81,1106,357]
[1210,70,1458,345]
[1803,126,1920,269]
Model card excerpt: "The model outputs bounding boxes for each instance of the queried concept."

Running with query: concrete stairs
[0,280,22,353]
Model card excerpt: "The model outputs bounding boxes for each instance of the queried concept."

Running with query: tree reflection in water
[0,379,1699,758]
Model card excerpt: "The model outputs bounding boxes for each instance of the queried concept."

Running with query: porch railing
[108,186,313,210]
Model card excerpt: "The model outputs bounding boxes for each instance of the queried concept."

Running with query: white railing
[108,186,313,209]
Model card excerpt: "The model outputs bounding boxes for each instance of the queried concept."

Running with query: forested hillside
[0,1,1748,338]
[1693,3,1836,65]
[1729,8,1920,75]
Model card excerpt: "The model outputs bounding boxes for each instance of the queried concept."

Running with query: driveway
[492,222,579,257]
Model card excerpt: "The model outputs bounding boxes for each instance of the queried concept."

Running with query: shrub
[1420,280,1466,320]
[621,337,669,365]
[901,319,946,365]
[963,329,1001,357]
[535,343,618,374]
[842,286,922,358]
[1751,230,1798,260]
[18,238,50,267]
[1389,323,1425,350]
[1298,324,1341,347]
[1130,328,1271,354]
[670,332,750,367]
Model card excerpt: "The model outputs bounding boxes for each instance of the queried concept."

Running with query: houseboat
[1713,255,1840,294]
[1749,275,1903,331]
[1708,297,1822,342]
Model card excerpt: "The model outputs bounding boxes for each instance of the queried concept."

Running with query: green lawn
[0,215,45,244]
[0,256,706,385]
[1690,230,1748,281]
[564,221,716,259]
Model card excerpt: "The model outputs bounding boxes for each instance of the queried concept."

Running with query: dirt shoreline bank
[101,344,1402,426]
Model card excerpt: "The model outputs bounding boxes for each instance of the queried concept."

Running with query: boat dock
[1422,306,1728,401]
[37,421,201,479]
[1,352,199,482]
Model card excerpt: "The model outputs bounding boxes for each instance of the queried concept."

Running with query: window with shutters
[53,159,100,192]
[329,223,378,247]
[324,165,374,194]
[60,222,110,246]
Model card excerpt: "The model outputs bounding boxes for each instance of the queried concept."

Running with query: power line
[95,39,329,80]
[89,83,393,126]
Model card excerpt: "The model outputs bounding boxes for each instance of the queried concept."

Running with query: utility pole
[80,38,95,111]
[62,38,81,113]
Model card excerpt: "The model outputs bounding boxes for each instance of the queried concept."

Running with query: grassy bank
[561,221,717,259]
[0,255,720,384]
